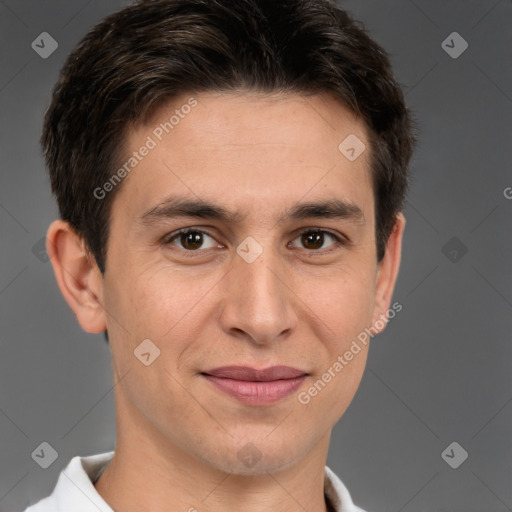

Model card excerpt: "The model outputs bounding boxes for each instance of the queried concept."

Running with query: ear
[371,213,406,332]
[46,219,107,334]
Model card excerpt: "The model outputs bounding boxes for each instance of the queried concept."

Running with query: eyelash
[162,227,348,257]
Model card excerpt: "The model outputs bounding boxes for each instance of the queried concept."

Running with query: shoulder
[23,451,114,512]
[325,465,369,512]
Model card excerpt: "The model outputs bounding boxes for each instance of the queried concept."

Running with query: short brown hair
[42,0,415,273]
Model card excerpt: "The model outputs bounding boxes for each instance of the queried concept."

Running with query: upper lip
[202,365,307,381]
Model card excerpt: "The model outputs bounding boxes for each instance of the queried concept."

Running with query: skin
[47,90,405,512]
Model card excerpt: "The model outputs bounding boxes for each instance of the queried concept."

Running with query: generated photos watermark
[298,301,402,405]
[93,96,198,200]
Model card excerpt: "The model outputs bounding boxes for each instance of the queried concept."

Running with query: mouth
[200,365,308,405]
[202,365,308,381]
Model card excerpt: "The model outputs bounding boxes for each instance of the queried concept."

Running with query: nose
[218,249,298,346]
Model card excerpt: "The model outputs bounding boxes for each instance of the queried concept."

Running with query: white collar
[25,451,367,512]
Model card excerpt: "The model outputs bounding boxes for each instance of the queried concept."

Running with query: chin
[195,434,311,476]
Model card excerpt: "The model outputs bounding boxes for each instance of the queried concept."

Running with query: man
[25,0,415,510]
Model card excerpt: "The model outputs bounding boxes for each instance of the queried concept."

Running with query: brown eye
[180,231,203,250]
[166,229,218,251]
[301,231,324,250]
[290,229,343,251]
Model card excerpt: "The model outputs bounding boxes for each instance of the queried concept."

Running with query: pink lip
[202,365,308,405]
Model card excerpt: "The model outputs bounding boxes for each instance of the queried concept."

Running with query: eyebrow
[139,195,365,226]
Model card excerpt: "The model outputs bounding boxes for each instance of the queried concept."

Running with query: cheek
[102,265,206,417]
[297,270,373,424]
[105,260,204,333]
[304,261,377,342]
[103,262,225,380]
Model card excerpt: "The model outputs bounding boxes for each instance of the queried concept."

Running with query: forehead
[113,91,374,223]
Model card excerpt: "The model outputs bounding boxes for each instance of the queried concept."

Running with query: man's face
[100,91,386,473]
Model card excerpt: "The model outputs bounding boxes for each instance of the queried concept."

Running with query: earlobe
[46,220,107,334]
[371,213,406,331]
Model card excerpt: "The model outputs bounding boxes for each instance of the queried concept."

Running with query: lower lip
[202,374,307,405]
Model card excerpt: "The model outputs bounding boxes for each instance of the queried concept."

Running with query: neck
[94,403,332,512]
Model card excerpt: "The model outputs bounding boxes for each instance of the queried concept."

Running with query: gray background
[1,1,511,511]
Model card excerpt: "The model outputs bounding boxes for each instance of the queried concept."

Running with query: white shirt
[24,451,367,512]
